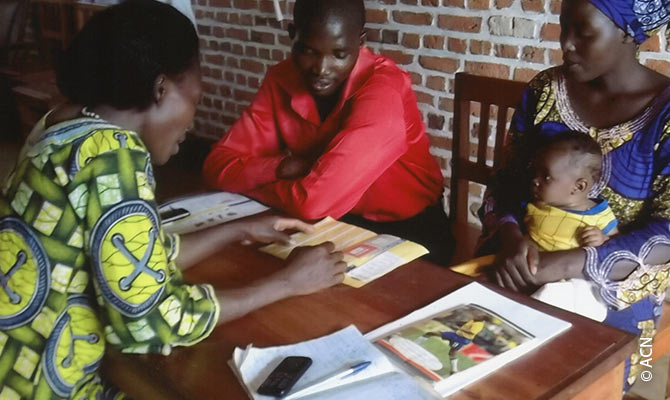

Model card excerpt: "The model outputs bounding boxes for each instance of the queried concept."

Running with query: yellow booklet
[259,217,428,288]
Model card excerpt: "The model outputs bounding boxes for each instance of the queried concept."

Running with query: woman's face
[559,0,629,82]
[141,64,202,165]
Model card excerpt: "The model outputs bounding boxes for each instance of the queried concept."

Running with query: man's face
[291,17,363,98]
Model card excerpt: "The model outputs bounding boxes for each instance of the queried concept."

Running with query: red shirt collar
[275,47,376,125]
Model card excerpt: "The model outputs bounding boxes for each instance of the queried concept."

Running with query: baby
[525,131,618,320]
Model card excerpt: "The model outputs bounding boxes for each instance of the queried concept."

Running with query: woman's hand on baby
[493,223,539,292]
[579,226,609,247]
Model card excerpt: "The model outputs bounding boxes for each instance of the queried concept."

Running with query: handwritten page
[229,325,440,400]
[158,192,268,234]
[260,217,428,288]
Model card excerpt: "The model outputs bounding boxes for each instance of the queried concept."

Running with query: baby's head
[531,130,602,209]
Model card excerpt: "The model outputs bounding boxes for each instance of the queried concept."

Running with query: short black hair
[57,0,199,110]
[536,130,603,182]
[293,0,365,34]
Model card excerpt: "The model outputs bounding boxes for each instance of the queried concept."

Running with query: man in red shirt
[203,0,453,265]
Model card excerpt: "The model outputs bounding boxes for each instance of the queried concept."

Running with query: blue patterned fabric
[589,0,670,43]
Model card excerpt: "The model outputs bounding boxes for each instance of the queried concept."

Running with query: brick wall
[192,0,670,219]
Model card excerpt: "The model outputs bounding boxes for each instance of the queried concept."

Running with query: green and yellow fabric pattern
[0,116,219,399]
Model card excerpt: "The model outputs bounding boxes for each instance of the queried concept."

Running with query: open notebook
[229,282,571,399]
[260,217,428,287]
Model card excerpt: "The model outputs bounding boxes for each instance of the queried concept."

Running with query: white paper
[364,282,572,397]
[158,192,268,234]
[230,325,440,400]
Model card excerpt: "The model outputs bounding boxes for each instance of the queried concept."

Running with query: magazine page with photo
[366,283,571,397]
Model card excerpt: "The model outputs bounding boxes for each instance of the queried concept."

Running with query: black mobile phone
[257,356,312,397]
[159,207,190,223]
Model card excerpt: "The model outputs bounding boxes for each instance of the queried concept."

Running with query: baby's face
[531,148,585,208]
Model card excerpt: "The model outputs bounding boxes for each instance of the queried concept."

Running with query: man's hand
[579,226,610,247]
[276,155,312,179]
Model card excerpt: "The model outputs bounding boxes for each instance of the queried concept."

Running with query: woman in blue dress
[479,0,670,389]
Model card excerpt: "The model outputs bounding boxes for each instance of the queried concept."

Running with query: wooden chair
[449,72,526,264]
[73,0,109,31]
[35,0,75,65]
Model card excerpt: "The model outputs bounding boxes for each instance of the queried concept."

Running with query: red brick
[419,56,459,73]
[422,0,439,5]
[240,14,253,25]
[204,54,224,66]
[495,44,518,58]
[444,0,465,6]
[402,33,421,49]
[366,9,387,24]
[428,113,445,130]
[438,15,482,32]
[409,72,422,85]
[226,28,248,41]
[521,0,544,12]
[236,74,246,85]
[645,59,670,76]
[468,0,489,9]
[213,26,225,38]
[382,30,399,44]
[513,68,540,82]
[400,0,418,4]
[414,90,434,105]
[366,28,381,43]
[424,35,445,49]
[426,76,446,91]
[640,35,661,52]
[469,39,491,55]
[251,30,275,45]
[241,59,264,74]
[495,0,513,7]
[259,0,274,12]
[232,0,257,9]
[465,61,510,78]
[392,11,432,25]
[380,49,414,65]
[245,46,256,57]
[231,44,243,55]
[215,12,227,23]
[272,49,285,61]
[522,46,545,63]
[550,0,561,14]
[210,0,230,6]
[549,48,563,64]
[429,135,452,151]
[439,97,454,112]
[448,38,467,53]
[540,23,561,42]
[234,89,256,102]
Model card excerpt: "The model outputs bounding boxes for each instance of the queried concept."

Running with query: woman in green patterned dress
[0,1,345,398]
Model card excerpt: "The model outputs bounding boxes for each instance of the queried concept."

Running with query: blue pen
[282,361,372,400]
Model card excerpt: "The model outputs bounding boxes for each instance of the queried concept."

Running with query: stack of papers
[229,325,440,400]
[230,283,572,399]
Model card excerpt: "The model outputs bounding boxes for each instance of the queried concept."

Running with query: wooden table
[101,242,636,400]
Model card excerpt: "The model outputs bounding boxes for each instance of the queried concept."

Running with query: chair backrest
[449,72,526,226]
[0,0,30,60]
